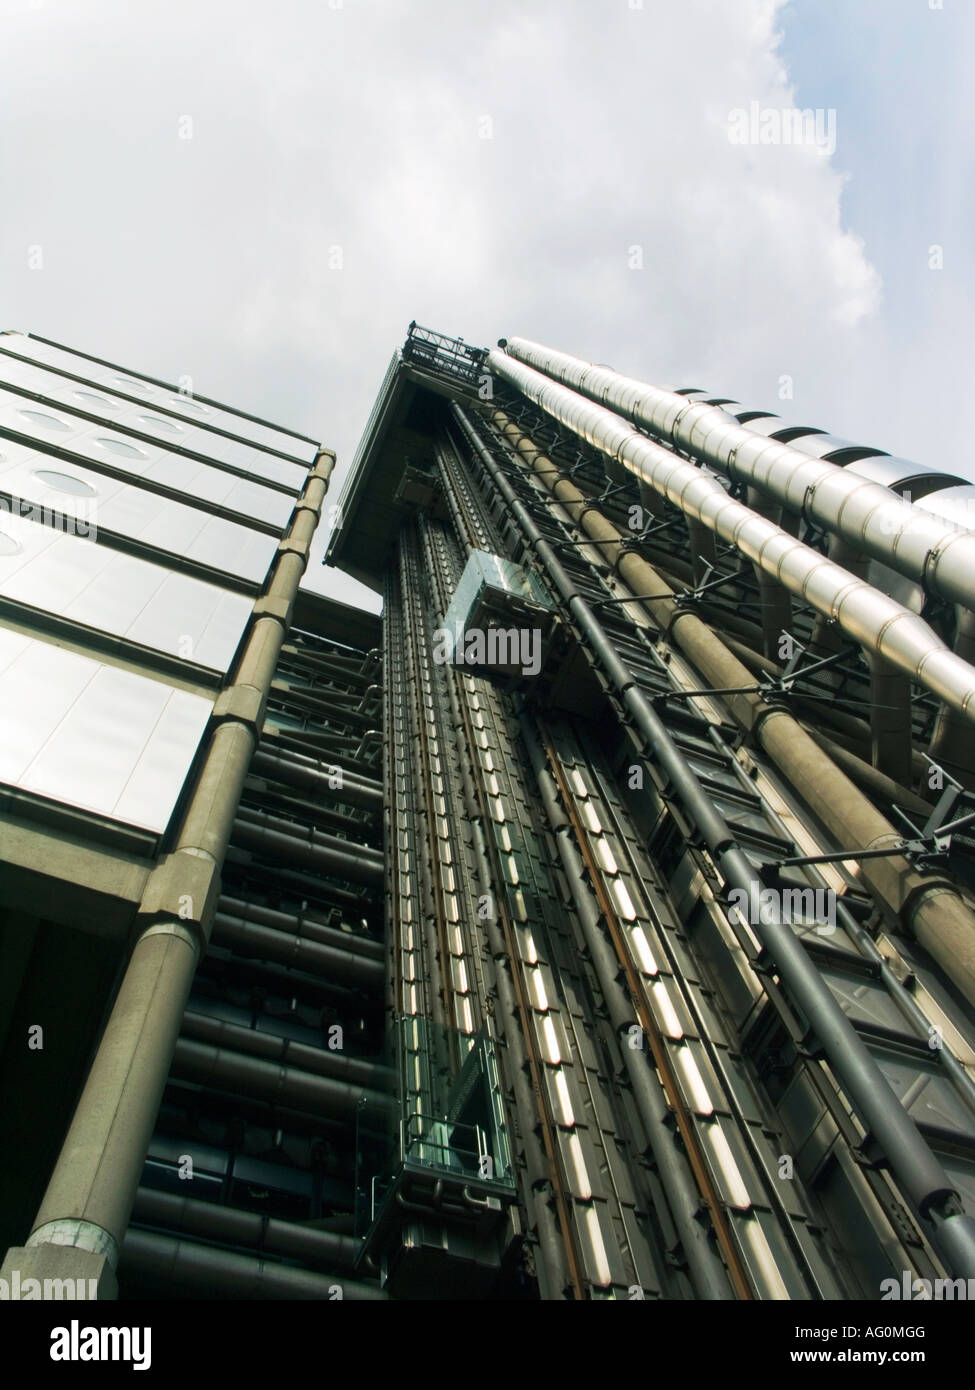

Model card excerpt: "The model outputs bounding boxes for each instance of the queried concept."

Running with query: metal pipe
[868,652,914,785]
[230,810,383,887]
[712,748,975,1118]
[130,1188,361,1270]
[797,724,933,819]
[497,405,975,1014]
[221,850,374,913]
[745,486,792,659]
[930,607,975,782]
[486,347,975,727]
[250,747,383,810]
[120,1228,386,1300]
[178,1011,394,1089]
[524,719,735,1299]
[216,895,383,960]
[171,1038,396,1119]
[453,401,975,1281]
[211,912,383,988]
[499,337,975,618]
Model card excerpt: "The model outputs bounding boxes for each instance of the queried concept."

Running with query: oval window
[73,390,116,410]
[33,469,98,497]
[18,409,71,432]
[137,415,182,434]
[95,437,147,459]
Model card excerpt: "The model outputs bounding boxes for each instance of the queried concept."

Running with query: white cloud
[3,0,962,609]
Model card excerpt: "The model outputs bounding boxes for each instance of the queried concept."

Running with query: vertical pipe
[868,653,914,787]
[746,486,792,659]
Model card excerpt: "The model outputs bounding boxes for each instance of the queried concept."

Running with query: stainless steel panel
[916,485,975,534]
[0,626,212,831]
[68,388,124,416]
[870,1046,975,1146]
[0,437,274,582]
[0,509,251,669]
[220,477,294,527]
[125,573,252,669]
[106,406,306,492]
[0,355,305,488]
[0,382,291,528]
[786,433,887,462]
[2,334,318,463]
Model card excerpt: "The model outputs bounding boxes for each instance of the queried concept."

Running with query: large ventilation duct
[498,338,975,616]
[120,1229,386,1300]
[485,349,975,727]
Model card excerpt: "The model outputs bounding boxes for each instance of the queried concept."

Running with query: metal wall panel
[0,334,319,464]
[0,353,309,490]
[0,385,295,528]
[0,510,251,670]
[0,438,276,583]
[0,626,211,831]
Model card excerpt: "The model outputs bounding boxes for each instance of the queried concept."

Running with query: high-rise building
[4,321,975,1302]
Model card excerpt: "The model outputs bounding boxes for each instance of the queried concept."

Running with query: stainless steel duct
[210,911,385,988]
[171,1039,396,1119]
[230,809,384,887]
[485,348,975,727]
[250,747,383,810]
[120,1228,386,1300]
[498,337,975,615]
[216,895,384,961]
[130,1188,362,1271]
[179,1012,395,1089]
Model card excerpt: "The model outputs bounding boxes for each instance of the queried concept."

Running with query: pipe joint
[28,1219,120,1270]
[252,594,293,627]
[212,683,265,730]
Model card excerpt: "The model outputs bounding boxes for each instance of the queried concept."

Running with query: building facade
[4,323,975,1300]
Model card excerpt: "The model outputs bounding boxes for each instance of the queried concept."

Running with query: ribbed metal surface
[487,346,975,724]
[499,336,975,614]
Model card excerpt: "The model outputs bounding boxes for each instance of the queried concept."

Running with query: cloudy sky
[1,0,971,612]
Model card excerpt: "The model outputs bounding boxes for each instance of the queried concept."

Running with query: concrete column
[1,453,335,1296]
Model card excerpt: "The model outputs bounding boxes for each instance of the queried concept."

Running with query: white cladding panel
[0,627,211,831]
[0,510,251,671]
[0,438,277,583]
[0,352,309,490]
[0,384,295,528]
[0,334,319,465]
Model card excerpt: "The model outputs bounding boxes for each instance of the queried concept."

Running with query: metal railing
[402,322,487,389]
